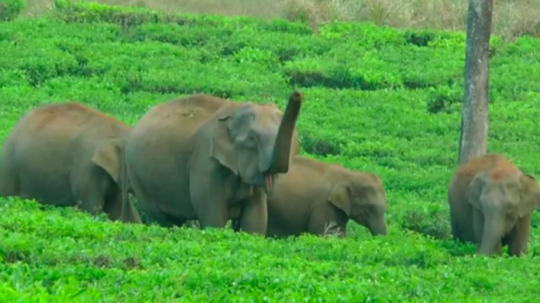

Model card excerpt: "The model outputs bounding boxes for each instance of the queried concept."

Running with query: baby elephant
[448,153,540,256]
[0,102,141,223]
[233,155,388,238]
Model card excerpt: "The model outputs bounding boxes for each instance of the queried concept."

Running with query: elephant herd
[0,91,539,257]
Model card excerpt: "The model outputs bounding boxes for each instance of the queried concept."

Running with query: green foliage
[0,198,538,302]
[1,0,540,300]
[0,0,26,22]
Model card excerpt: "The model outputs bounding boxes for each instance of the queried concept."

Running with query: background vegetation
[21,0,540,41]
[1,0,540,301]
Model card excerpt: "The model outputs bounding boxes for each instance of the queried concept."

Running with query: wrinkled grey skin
[124,92,303,235]
[448,153,540,257]
[0,102,141,223]
[235,156,388,237]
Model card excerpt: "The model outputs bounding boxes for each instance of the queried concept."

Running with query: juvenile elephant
[124,92,303,234]
[233,156,388,238]
[448,153,540,256]
[0,102,141,223]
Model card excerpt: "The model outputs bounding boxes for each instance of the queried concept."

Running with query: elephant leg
[307,202,348,237]
[71,167,109,216]
[231,218,242,233]
[507,214,531,257]
[102,188,142,224]
[237,188,268,235]
[450,204,476,243]
[0,164,18,198]
[78,194,105,216]
[493,241,503,255]
[0,179,17,198]
[196,200,228,230]
[191,187,228,229]
[190,179,229,230]
[128,169,183,227]
[145,210,186,228]
[103,190,123,221]
[450,214,461,241]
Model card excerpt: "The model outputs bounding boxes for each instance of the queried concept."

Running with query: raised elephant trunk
[477,211,504,255]
[268,91,303,175]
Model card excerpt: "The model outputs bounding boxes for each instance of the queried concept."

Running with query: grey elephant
[235,155,388,237]
[124,91,303,234]
[448,153,540,256]
[0,102,141,223]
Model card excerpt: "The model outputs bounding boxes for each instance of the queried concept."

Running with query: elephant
[234,155,388,237]
[448,153,540,256]
[124,92,303,235]
[0,102,142,223]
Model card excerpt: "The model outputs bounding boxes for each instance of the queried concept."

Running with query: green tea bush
[1,0,540,300]
[1,198,539,302]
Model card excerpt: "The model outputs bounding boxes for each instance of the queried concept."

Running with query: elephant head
[328,170,388,236]
[467,171,540,255]
[210,91,302,193]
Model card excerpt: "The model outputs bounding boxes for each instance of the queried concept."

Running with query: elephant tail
[120,151,130,222]
[120,147,141,223]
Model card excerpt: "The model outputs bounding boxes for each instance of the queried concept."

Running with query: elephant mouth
[265,173,273,192]
[246,172,277,195]
[252,172,275,195]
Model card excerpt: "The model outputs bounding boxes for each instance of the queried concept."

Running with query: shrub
[0,0,26,21]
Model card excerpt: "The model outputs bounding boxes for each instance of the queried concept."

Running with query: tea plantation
[1,0,540,301]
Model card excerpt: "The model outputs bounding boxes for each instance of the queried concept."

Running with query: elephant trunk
[268,91,303,175]
[369,218,388,236]
[477,210,504,255]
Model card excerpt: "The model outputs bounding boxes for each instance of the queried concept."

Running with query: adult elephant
[234,155,388,237]
[124,91,303,235]
[448,153,540,256]
[0,102,141,223]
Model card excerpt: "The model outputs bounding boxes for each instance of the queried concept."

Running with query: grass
[1,0,540,301]
[22,0,540,40]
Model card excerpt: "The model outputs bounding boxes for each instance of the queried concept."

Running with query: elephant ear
[92,141,121,183]
[466,174,486,210]
[209,107,238,175]
[518,174,540,218]
[328,183,352,217]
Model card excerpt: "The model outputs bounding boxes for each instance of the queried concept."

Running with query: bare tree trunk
[458,0,493,165]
